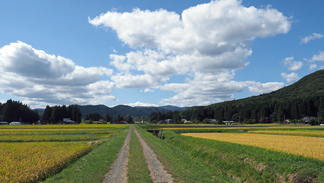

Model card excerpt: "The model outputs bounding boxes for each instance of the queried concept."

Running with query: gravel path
[103,127,131,183]
[134,127,174,183]
[103,126,173,183]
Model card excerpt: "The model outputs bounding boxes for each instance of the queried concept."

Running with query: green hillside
[181,70,324,124]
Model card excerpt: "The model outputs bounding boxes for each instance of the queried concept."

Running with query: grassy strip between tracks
[128,128,153,183]
[136,125,236,183]
[43,126,130,183]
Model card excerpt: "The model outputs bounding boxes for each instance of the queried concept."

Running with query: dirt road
[103,126,173,183]
[103,128,131,183]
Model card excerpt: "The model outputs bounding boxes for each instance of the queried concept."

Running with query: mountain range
[76,105,187,119]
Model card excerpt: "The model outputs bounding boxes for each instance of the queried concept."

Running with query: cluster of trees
[42,105,82,123]
[84,112,134,124]
[181,96,324,124]
[149,111,181,123]
[148,97,324,124]
[0,99,39,122]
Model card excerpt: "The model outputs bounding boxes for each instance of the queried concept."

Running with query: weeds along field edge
[44,126,130,183]
[138,124,324,182]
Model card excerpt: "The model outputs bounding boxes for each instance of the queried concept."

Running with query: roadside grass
[162,130,324,182]
[136,125,236,183]
[43,127,130,183]
[128,128,153,183]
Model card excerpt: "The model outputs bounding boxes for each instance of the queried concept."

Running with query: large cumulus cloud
[89,0,290,106]
[0,41,115,107]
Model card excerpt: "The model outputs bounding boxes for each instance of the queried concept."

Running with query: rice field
[0,124,128,182]
[0,142,93,183]
[248,130,324,137]
[182,133,324,161]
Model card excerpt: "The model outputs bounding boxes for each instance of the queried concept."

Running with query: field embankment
[139,124,324,182]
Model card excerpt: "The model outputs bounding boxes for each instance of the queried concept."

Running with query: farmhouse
[62,118,76,124]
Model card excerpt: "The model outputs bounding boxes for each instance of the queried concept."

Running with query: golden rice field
[161,125,324,130]
[0,142,93,183]
[0,124,128,182]
[248,130,324,137]
[182,133,324,161]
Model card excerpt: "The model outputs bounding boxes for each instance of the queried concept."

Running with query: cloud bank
[89,0,290,106]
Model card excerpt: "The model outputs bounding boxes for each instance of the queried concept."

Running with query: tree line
[42,105,82,124]
[84,112,134,124]
[148,96,324,124]
[0,99,39,122]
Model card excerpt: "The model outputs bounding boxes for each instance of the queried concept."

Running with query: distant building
[224,121,235,125]
[62,118,76,124]
[165,119,173,124]
[302,117,317,123]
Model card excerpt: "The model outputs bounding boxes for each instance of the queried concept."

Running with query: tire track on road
[134,127,173,183]
[103,127,131,183]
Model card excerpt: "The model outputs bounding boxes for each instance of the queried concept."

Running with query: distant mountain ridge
[77,104,187,118]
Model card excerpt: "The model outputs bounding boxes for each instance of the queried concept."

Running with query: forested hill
[77,105,186,119]
[181,69,324,123]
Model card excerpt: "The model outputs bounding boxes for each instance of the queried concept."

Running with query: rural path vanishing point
[103,125,173,183]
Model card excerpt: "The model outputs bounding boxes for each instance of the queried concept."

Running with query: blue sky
[0,0,324,108]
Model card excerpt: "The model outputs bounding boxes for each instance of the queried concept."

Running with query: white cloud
[0,41,115,108]
[306,51,324,70]
[301,33,323,44]
[141,88,154,93]
[309,64,324,70]
[248,82,285,94]
[282,56,303,71]
[308,51,324,62]
[159,71,252,106]
[89,0,290,54]
[89,0,291,106]
[281,72,300,83]
[126,101,158,107]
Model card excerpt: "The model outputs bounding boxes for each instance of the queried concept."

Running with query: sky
[0,0,324,109]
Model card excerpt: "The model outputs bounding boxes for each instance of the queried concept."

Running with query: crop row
[0,129,113,135]
[248,130,324,137]
[0,124,129,129]
[0,134,110,142]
